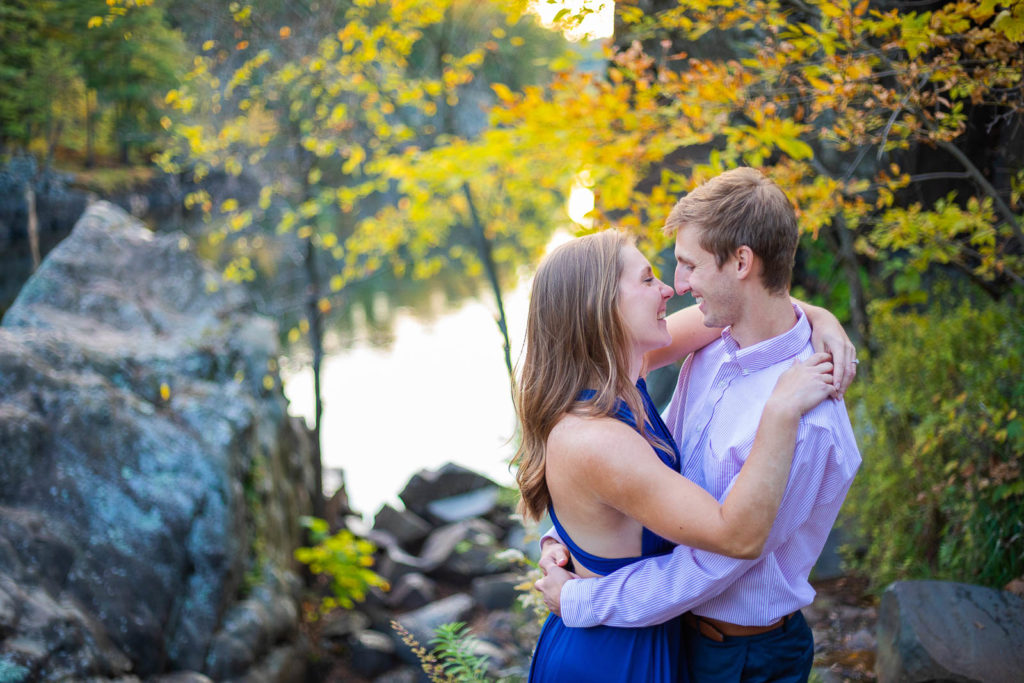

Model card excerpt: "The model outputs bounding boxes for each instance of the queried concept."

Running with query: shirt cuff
[559,576,600,628]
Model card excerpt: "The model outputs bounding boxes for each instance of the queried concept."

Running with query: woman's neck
[627,351,643,384]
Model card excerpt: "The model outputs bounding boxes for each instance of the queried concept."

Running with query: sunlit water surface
[283,278,532,519]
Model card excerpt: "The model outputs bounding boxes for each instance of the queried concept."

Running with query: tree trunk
[462,183,514,385]
[24,183,40,272]
[304,235,326,519]
[85,90,95,169]
[828,213,869,349]
[45,121,64,182]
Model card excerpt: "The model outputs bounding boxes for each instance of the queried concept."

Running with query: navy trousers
[682,611,814,683]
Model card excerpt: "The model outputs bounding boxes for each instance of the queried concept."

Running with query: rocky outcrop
[0,202,315,680]
[876,580,1024,683]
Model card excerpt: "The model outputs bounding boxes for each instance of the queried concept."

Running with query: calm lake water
[283,274,533,519]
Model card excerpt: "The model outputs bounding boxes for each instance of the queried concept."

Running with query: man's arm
[545,424,844,628]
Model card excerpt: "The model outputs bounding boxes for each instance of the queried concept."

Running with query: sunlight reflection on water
[284,275,531,520]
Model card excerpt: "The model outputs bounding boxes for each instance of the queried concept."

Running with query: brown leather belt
[683,611,796,643]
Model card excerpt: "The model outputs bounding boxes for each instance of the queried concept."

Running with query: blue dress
[529,379,689,683]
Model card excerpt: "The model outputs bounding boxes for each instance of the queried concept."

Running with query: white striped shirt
[560,306,861,628]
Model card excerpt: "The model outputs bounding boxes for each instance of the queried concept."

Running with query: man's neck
[728,292,797,349]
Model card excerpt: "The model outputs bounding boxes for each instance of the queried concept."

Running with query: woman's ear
[734,245,756,281]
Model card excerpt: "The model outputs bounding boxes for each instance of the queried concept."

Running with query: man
[535,167,861,683]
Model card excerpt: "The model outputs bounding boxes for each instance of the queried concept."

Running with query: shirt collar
[720,304,810,372]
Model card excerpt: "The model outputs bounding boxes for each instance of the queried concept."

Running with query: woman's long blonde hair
[513,230,664,522]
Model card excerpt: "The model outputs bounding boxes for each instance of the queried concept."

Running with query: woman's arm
[576,353,835,559]
[645,298,857,395]
[643,305,721,373]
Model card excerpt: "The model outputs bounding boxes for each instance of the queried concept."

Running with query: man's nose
[674,269,690,295]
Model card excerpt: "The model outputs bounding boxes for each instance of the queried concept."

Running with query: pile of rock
[310,463,544,681]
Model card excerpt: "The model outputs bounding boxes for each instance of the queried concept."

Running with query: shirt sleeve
[560,423,840,628]
[539,525,561,548]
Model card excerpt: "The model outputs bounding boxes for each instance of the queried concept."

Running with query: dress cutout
[529,379,688,683]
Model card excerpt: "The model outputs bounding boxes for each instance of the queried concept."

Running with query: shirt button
[718,381,727,388]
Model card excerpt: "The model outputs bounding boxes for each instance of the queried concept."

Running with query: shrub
[391,620,491,683]
[843,294,1024,590]
[293,516,389,614]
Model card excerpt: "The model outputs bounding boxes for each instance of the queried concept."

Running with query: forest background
[1,0,1022,606]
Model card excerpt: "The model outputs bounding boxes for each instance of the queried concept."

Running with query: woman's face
[616,244,674,354]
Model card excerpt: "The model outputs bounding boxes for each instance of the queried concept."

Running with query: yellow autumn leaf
[993,7,1024,42]
[492,82,515,102]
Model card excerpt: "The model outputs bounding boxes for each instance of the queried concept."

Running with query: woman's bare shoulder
[548,413,649,467]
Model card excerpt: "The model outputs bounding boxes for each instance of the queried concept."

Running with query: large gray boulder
[0,202,315,679]
[398,463,495,521]
[876,580,1024,683]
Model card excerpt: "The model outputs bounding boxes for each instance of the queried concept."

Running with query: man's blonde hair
[665,167,798,294]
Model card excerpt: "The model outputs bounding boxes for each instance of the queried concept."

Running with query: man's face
[673,225,743,328]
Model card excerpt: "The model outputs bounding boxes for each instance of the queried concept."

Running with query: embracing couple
[513,167,861,683]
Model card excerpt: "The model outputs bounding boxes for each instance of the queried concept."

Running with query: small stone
[426,487,500,524]
[419,519,506,579]
[471,573,520,611]
[373,505,433,551]
[842,627,876,652]
[349,630,397,677]
[398,463,495,519]
[372,665,421,683]
[375,543,429,585]
[319,610,370,641]
[148,673,215,683]
[388,573,436,612]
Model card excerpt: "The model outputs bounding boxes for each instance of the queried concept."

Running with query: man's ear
[733,245,757,281]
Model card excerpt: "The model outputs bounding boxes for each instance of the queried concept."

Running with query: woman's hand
[768,353,836,418]
[802,303,857,397]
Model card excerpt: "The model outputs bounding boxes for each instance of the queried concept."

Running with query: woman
[514,230,839,682]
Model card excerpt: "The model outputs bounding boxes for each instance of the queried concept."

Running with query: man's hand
[539,537,570,575]
[534,563,579,617]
